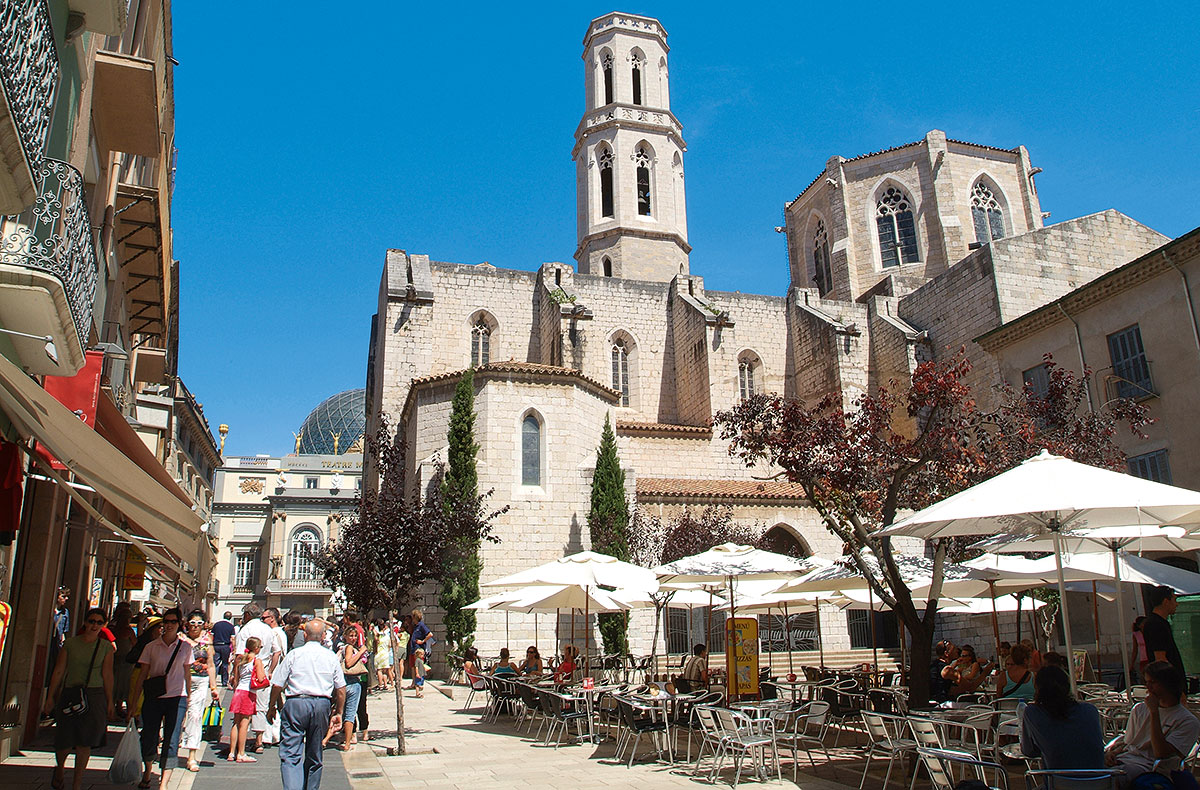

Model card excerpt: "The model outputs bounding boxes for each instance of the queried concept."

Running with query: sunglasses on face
[188,620,204,627]
[86,619,105,626]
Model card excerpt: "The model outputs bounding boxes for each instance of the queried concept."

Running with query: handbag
[58,639,102,718]
[249,658,270,690]
[201,702,225,728]
[143,640,183,701]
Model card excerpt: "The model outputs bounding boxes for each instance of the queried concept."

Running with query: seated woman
[492,647,518,676]
[1020,665,1105,770]
[949,644,995,697]
[554,645,578,683]
[518,646,543,676]
[997,641,1035,700]
[463,647,485,683]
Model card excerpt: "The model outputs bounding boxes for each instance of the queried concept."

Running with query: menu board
[726,617,760,698]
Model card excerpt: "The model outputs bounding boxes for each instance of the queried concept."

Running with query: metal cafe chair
[917,746,1009,790]
[1024,768,1123,790]
[859,710,917,790]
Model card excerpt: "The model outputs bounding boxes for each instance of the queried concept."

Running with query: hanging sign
[35,351,103,470]
[725,616,759,698]
[0,601,11,665]
[123,546,147,591]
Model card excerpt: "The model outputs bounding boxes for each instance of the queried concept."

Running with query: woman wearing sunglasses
[179,611,219,772]
[42,606,114,790]
[129,607,190,790]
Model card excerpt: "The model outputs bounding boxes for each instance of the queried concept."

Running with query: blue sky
[171,2,1198,458]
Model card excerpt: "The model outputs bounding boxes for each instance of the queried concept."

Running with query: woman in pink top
[129,606,191,790]
[1132,616,1149,678]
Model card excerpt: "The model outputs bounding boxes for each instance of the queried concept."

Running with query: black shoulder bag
[58,640,102,718]
[143,640,184,701]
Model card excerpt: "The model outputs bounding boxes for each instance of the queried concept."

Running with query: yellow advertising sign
[123,546,147,591]
[725,616,759,698]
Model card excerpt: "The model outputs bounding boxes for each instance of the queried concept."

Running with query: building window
[601,51,614,105]
[971,180,1005,243]
[1107,324,1153,399]
[290,527,321,580]
[234,551,255,588]
[1128,449,1172,484]
[611,339,630,406]
[1022,363,1050,400]
[471,320,491,367]
[602,256,613,277]
[598,146,614,218]
[521,415,541,486]
[635,145,652,216]
[812,218,832,295]
[738,356,759,402]
[304,476,318,489]
[875,186,919,268]
[631,53,644,105]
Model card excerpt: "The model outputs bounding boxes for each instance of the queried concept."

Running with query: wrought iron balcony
[0,158,98,373]
[0,0,59,213]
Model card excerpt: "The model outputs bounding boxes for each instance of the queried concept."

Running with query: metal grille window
[1107,324,1153,398]
[598,147,614,218]
[812,219,833,295]
[521,415,541,486]
[759,613,820,653]
[1023,363,1051,400]
[971,181,1005,243]
[234,552,255,588]
[738,357,758,402]
[1128,449,1172,484]
[289,528,320,580]
[846,609,900,650]
[471,321,490,367]
[611,340,630,406]
[635,146,652,216]
[875,187,919,268]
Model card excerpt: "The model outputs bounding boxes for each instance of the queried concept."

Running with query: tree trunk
[387,612,406,755]
[900,615,936,707]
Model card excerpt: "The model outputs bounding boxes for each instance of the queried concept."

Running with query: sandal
[138,779,151,789]
[253,745,264,754]
[50,768,65,790]
[236,756,257,763]
[188,760,200,772]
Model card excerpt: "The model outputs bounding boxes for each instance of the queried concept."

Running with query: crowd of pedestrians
[41,599,434,790]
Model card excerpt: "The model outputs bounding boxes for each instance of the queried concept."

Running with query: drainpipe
[1057,303,1094,412]
[1162,249,1200,367]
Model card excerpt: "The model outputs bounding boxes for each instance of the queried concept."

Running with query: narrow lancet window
[635,146,652,216]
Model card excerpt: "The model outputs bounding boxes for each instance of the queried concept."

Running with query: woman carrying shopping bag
[179,610,219,772]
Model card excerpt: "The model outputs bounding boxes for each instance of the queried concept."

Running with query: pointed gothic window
[631,53,644,105]
[738,354,760,402]
[971,180,1006,244]
[598,146,614,218]
[601,52,614,105]
[875,186,920,268]
[289,527,320,580]
[471,320,490,367]
[602,257,613,277]
[611,339,630,406]
[521,414,541,486]
[812,218,833,295]
[635,146,652,216]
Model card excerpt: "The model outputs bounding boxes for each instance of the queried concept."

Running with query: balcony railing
[0,0,58,172]
[0,158,98,350]
[267,577,331,593]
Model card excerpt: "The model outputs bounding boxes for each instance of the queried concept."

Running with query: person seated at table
[1021,638,1044,672]
[675,644,708,693]
[518,646,543,675]
[463,647,486,684]
[1042,651,1067,671]
[1105,661,1200,786]
[930,640,959,702]
[554,645,578,683]
[998,641,1012,671]
[949,644,996,697]
[997,642,1035,700]
[492,647,518,677]
[1020,665,1104,770]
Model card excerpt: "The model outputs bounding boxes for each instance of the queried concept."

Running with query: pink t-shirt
[139,636,191,698]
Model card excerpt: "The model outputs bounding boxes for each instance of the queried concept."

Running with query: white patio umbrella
[465,590,527,647]
[495,585,631,664]
[877,450,1200,692]
[612,586,728,674]
[938,594,1051,615]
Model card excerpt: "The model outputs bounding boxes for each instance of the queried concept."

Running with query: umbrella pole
[816,598,825,670]
[1053,529,1080,695]
[988,581,1001,656]
[535,612,538,654]
[585,588,590,678]
[556,608,560,655]
[783,601,794,676]
[506,610,510,647]
[1091,581,1102,668]
[1113,546,1133,694]
[868,584,879,677]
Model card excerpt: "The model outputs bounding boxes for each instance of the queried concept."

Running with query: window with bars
[667,606,726,655]
[812,218,833,295]
[1128,449,1172,484]
[471,321,491,367]
[846,609,900,650]
[738,357,758,402]
[635,146,652,216]
[521,415,541,486]
[759,613,820,653]
[971,180,1006,243]
[611,340,630,406]
[234,551,255,588]
[290,528,320,579]
[1107,324,1153,399]
[875,186,919,268]
[598,146,614,218]
[1023,363,1051,400]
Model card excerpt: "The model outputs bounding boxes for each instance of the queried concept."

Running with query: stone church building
[364,12,1168,662]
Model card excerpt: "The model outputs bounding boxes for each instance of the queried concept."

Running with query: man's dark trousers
[214,643,231,685]
[279,696,331,790]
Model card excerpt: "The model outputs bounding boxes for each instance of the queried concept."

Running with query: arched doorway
[761,524,810,559]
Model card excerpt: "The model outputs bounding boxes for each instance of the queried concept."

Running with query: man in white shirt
[235,604,282,751]
[1107,660,1200,786]
[267,619,346,790]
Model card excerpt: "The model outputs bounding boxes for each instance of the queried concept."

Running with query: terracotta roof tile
[409,361,619,399]
[636,477,808,502]
[615,420,712,438]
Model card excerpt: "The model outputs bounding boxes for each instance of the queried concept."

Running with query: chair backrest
[515,681,539,709]
[908,717,943,748]
[916,748,967,790]
[995,696,1024,712]
[694,705,721,740]
[760,681,779,700]
[861,710,891,743]
[466,671,488,690]
[803,700,830,730]
[1026,769,1121,790]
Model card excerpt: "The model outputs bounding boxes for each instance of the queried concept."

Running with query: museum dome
[297,389,366,455]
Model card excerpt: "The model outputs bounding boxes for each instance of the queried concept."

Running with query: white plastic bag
[107,720,142,784]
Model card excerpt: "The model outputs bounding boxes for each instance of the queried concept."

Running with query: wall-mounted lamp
[0,327,58,365]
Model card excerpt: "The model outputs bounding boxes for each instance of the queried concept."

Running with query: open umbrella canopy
[938,594,1051,615]
[653,543,826,586]
[878,451,1200,540]
[970,525,1200,555]
[781,551,988,594]
[464,590,526,611]
[713,589,831,614]
[497,584,630,614]
[611,586,730,609]
[974,550,1200,594]
[481,550,658,592]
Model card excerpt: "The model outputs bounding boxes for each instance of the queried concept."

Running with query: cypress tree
[439,369,481,652]
[588,414,630,654]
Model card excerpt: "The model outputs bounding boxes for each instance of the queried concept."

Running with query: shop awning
[0,352,204,579]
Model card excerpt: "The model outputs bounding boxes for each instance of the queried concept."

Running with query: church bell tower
[573,12,689,282]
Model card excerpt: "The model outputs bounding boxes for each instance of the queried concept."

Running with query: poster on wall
[123,546,147,591]
[725,616,759,698]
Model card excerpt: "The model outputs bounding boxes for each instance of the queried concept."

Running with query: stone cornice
[573,225,691,261]
[572,103,685,156]
[583,12,667,51]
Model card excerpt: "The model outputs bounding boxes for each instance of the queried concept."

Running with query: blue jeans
[214,644,231,685]
[280,697,331,790]
[343,680,362,726]
[140,695,187,769]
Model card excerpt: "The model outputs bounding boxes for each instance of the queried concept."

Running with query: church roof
[636,477,808,502]
[615,420,712,438]
[404,362,620,417]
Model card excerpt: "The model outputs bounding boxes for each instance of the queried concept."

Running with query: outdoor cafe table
[770,679,829,702]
